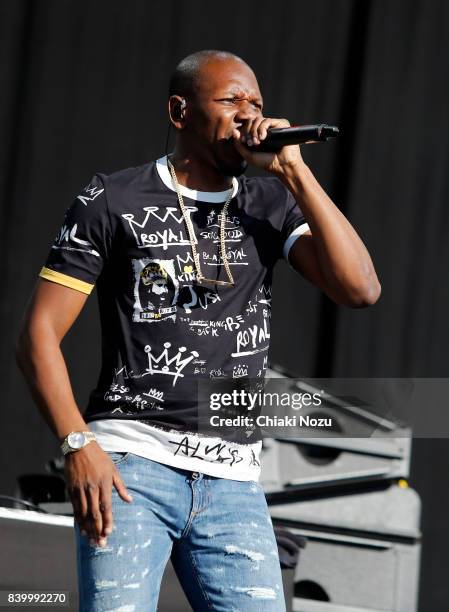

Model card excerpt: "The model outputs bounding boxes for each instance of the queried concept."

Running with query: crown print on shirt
[122,206,198,250]
[143,342,200,386]
[76,184,105,206]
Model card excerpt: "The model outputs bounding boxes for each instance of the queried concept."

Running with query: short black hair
[168,50,246,99]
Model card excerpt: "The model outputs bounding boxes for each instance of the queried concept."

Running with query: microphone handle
[250,124,339,152]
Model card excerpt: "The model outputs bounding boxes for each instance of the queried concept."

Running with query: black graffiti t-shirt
[40,156,307,480]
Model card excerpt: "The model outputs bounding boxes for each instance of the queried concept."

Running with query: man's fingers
[249,117,265,145]
[256,118,277,141]
[86,483,103,540]
[237,118,256,144]
[113,470,133,503]
[237,117,291,147]
[69,490,84,534]
[255,117,291,143]
[69,487,94,539]
[99,486,114,537]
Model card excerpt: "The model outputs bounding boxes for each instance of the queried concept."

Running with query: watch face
[68,432,86,449]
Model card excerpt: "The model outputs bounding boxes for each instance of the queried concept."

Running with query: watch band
[61,431,97,455]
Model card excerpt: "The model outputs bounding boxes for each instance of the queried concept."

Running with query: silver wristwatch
[61,431,97,455]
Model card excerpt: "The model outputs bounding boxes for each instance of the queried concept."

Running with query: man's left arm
[232,118,381,308]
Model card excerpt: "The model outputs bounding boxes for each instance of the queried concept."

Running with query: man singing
[16,50,380,611]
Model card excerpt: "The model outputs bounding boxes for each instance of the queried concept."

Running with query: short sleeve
[39,174,112,295]
[279,186,310,263]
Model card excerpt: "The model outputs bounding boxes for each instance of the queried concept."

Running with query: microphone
[248,124,339,152]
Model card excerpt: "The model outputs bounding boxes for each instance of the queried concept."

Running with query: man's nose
[234,102,260,125]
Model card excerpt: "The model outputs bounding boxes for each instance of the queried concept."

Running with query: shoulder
[238,174,289,197]
[96,160,156,190]
[90,161,160,216]
[237,175,293,221]
[238,175,292,209]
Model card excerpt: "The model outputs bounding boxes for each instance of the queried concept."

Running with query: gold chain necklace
[167,157,235,287]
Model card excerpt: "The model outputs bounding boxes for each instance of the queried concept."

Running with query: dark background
[1,0,448,609]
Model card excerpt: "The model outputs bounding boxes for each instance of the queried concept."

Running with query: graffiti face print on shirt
[132,258,179,323]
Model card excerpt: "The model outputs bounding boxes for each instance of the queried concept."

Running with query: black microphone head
[321,125,339,140]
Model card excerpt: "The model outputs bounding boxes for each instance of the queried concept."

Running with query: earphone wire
[164,121,171,158]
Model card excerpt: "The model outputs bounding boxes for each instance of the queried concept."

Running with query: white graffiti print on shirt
[51,223,100,257]
[180,285,221,314]
[245,285,272,317]
[104,368,166,412]
[231,319,270,358]
[76,183,104,206]
[228,285,272,357]
[105,390,165,412]
[206,209,240,228]
[193,358,207,375]
[143,342,199,386]
[201,210,243,244]
[203,247,248,266]
[233,364,249,378]
[258,284,272,310]
[122,206,197,250]
[180,314,245,338]
[175,252,197,282]
[209,367,227,379]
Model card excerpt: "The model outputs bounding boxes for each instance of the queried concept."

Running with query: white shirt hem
[89,419,262,482]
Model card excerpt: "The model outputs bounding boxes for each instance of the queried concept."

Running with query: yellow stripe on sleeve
[39,267,94,295]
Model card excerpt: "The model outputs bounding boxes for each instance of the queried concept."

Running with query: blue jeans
[75,452,286,611]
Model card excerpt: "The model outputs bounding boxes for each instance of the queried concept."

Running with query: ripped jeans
[75,452,286,611]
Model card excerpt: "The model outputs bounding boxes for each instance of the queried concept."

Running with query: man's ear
[168,95,187,129]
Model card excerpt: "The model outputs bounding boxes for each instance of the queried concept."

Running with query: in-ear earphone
[166,98,187,156]
[178,98,186,119]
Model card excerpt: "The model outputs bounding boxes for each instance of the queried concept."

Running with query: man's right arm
[15,278,133,547]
